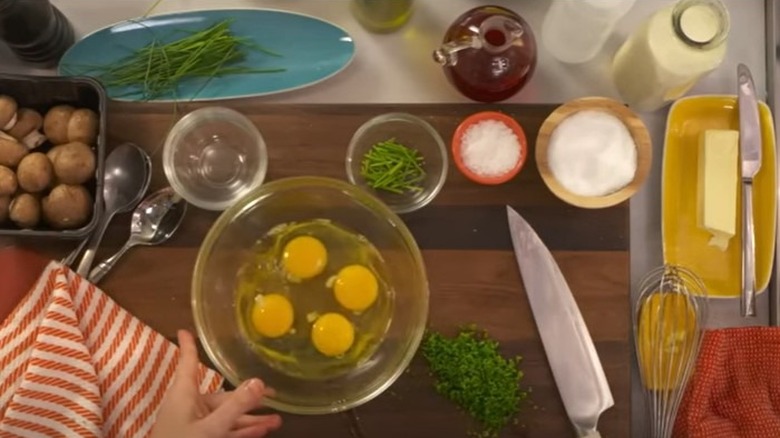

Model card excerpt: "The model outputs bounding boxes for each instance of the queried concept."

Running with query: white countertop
[1,0,768,105]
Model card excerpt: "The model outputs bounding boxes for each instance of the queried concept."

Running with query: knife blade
[507,206,613,437]
[737,63,761,317]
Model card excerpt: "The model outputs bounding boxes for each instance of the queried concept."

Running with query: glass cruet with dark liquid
[433,6,537,103]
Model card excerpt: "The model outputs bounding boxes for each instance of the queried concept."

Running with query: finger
[172,330,200,392]
[203,386,275,411]
[200,379,265,434]
[202,391,231,410]
[226,424,271,438]
[227,417,282,438]
[232,414,282,430]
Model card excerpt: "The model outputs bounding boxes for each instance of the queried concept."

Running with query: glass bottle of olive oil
[351,0,413,33]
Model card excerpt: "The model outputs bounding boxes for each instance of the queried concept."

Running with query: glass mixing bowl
[163,106,267,211]
[192,176,429,414]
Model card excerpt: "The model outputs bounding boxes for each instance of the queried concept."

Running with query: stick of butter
[697,129,739,251]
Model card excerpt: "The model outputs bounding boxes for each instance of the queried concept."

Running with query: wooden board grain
[1,102,630,438]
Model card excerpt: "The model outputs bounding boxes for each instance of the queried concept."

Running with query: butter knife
[507,206,613,437]
[738,63,761,317]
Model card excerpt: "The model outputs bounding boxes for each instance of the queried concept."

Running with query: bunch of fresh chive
[360,138,426,194]
[81,19,284,100]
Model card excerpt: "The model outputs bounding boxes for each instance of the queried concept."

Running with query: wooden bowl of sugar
[535,97,652,209]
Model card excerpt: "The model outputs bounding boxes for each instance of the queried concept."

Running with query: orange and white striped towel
[0,261,224,437]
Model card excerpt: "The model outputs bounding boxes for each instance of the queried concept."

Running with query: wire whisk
[634,265,708,438]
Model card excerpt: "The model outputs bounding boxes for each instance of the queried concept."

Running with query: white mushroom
[67,108,99,145]
[43,105,100,146]
[7,108,45,149]
[42,184,92,229]
[0,95,18,131]
[9,193,40,229]
[16,152,53,193]
[43,105,75,145]
[0,165,16,196]
[50,141,95,185]
[0,133,27,167]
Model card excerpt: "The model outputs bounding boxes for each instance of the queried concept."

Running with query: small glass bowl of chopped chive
[346,113,448,214]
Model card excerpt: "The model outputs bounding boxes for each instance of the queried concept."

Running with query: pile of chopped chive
[360,138,426,194]
[422,326,528,438]
[74,19,284,100]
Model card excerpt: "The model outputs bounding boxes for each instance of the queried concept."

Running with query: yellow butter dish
[662,95,777,298]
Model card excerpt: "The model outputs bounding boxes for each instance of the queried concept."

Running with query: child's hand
[150,330,282,438]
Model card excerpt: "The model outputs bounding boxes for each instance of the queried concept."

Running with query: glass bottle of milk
[612,0,729,112]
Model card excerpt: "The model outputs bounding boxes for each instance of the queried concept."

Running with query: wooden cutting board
[4,102,630,437]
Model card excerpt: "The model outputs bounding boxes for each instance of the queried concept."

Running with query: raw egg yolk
[311,313,354,357]
[251,294,294,338]
[334,265,378,312]
[282,236,328,280]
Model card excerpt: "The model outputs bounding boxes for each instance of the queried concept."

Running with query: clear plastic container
[612,0,730,112]
[541,0,636,64]
[163,107,267,211]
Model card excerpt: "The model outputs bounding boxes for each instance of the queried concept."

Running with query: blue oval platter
[58,9,355,101]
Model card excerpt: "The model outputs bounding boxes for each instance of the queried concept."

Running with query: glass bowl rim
[191,175,430,414]
[163,106,268,211]
[345,112,448,214]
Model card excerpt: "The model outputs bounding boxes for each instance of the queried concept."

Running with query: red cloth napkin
[0,262,224,437]
[674,327,780,438]
[0,247,49,323]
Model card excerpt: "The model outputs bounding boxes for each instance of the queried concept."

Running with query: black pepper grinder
[0,0,74,67]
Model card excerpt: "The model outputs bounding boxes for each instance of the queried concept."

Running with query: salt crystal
[460,120,521,177]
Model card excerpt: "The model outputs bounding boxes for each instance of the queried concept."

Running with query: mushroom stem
[21,131,46,150]
[3,113,17,131]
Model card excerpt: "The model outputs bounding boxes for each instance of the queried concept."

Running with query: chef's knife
[738,63,761,317]
[507,206,613,437]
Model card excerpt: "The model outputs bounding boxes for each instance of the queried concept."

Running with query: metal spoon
[88,187,187,284]
[60,237,88,267]
[76,143,151,277]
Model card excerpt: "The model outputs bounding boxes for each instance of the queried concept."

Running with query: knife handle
[742,182,756,317]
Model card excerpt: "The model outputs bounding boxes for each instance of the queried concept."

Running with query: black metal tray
[0,73,106,238]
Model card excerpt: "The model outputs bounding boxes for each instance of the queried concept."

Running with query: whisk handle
[580,431,601,438]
